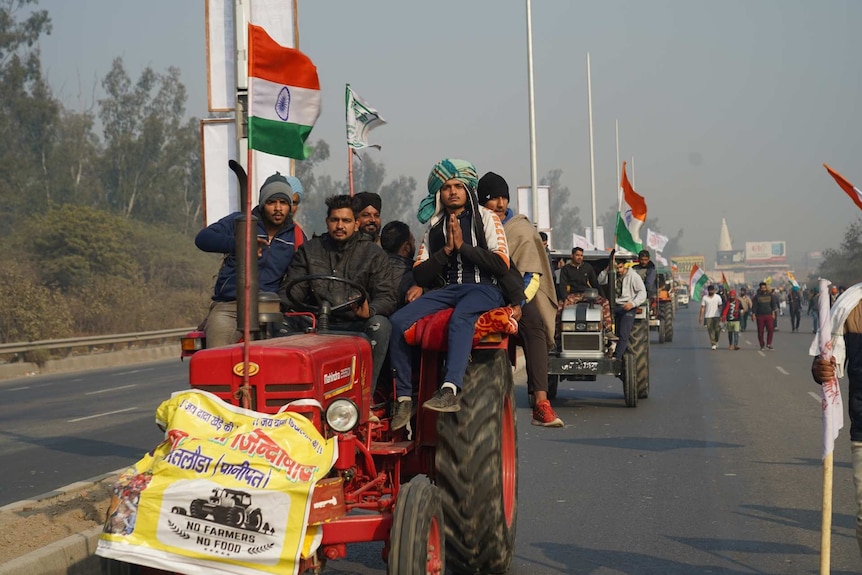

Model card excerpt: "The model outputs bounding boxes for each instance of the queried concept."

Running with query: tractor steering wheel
[282,274,369,316]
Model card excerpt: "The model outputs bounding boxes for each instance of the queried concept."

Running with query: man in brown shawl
[479,171,564,427]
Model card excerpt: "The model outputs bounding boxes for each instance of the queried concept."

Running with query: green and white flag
[346,84,386,150]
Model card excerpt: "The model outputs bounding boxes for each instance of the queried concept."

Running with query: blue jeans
[613,306,636,359]
[389,284,504,397]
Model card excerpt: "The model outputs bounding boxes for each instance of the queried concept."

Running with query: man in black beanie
[479,171,564,427]
[353,191,382,244]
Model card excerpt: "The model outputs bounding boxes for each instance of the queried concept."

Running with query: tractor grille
[562,333,601,352]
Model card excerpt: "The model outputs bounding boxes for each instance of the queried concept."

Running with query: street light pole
[526,0,540,233]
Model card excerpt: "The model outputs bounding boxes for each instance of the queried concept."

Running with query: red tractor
[103,275,518,575]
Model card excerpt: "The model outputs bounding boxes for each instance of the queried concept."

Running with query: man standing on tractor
[195,172,306,348]
[389,159,510,430]
[281,195,396,397]
[479,171,563,427]
[598,259,647,361]
[632,249,658,298]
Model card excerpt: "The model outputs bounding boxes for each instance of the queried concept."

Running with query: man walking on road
[699,284,723,350]
[753,281,779,350]
[721,289,743,350]
[739,287,753,332]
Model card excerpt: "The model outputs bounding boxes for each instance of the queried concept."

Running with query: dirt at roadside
[0,479,115,563]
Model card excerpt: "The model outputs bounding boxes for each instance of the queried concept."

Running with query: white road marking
[115,368,154,376]
[68,407,137,422]
[7,386,29,391]
[85,384,137,395]
[809,392,822,402]
[776,366,790,376]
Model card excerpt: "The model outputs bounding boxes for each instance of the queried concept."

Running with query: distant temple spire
[718,218,733,251]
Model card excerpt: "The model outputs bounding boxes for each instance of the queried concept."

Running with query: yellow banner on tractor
[96,389,337,575]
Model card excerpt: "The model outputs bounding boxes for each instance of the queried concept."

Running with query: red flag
[824,163,862,212]
[721,272,729,293]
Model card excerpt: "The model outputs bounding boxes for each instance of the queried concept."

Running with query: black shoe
[766,345,774,351]
[424,387,460,412]
[391,399,413,430]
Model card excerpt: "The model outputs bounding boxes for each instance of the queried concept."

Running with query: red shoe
[532,400,564,427]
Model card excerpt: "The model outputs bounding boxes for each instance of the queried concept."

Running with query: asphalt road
[1,308,858,574]
[0,360,188,504]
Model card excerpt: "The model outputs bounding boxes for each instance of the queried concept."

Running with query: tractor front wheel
[388,479,445,575]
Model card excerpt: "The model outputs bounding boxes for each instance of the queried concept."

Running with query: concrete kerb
[0,469,123,575]
[0,344,179,381]
[0,527,103,575]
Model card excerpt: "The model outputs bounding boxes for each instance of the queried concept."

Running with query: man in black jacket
[281,195,396,395]
[380,220,420,308]
[752,281,779,350]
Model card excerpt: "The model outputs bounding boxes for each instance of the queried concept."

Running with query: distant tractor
[650,268,675,344]
[547,250,650,408]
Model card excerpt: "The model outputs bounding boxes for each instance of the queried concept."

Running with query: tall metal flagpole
[587,52,597,240]
[615,119,621,208]
[526,0,539,228]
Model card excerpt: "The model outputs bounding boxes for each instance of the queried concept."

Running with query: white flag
[646,228,669,252]
[572,233,594,250]
[815,278,844,459]
[654,252,668,266]
[346,84,386,150]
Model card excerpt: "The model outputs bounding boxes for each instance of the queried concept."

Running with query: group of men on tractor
[195,158,652,431]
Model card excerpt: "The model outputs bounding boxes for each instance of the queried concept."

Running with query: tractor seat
[581,288,600,301]
[404,307,519,351]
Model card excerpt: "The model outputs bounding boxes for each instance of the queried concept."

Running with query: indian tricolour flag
[248,24,320,160]
[690,264,709,302]
[615,161,647,253]
[824,163,862,212]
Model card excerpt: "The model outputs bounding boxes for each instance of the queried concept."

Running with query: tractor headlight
[561,323,575,332]
[325,399,359,432]
[585,322,600,331]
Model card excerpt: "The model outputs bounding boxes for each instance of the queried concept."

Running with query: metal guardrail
[0,328,195,355]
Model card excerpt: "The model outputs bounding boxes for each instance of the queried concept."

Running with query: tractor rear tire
[189,499,206,519]
[629,318,650,400]
[547,375,559,401]
[436,349,517,574]
[388,479,445,575]
[622,351,638,407]
[661,303,674,342]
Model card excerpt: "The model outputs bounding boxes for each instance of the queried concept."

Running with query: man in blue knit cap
[195,172,306,347]
[389,159,510,429]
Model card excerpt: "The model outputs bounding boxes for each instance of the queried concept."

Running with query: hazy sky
[36,0,862,261]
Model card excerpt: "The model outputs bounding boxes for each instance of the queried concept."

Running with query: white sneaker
[711,344,717,350]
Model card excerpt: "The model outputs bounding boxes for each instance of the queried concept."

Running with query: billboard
[671,256,705,276]
[745,241,786,264]
[716,250,746,266]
